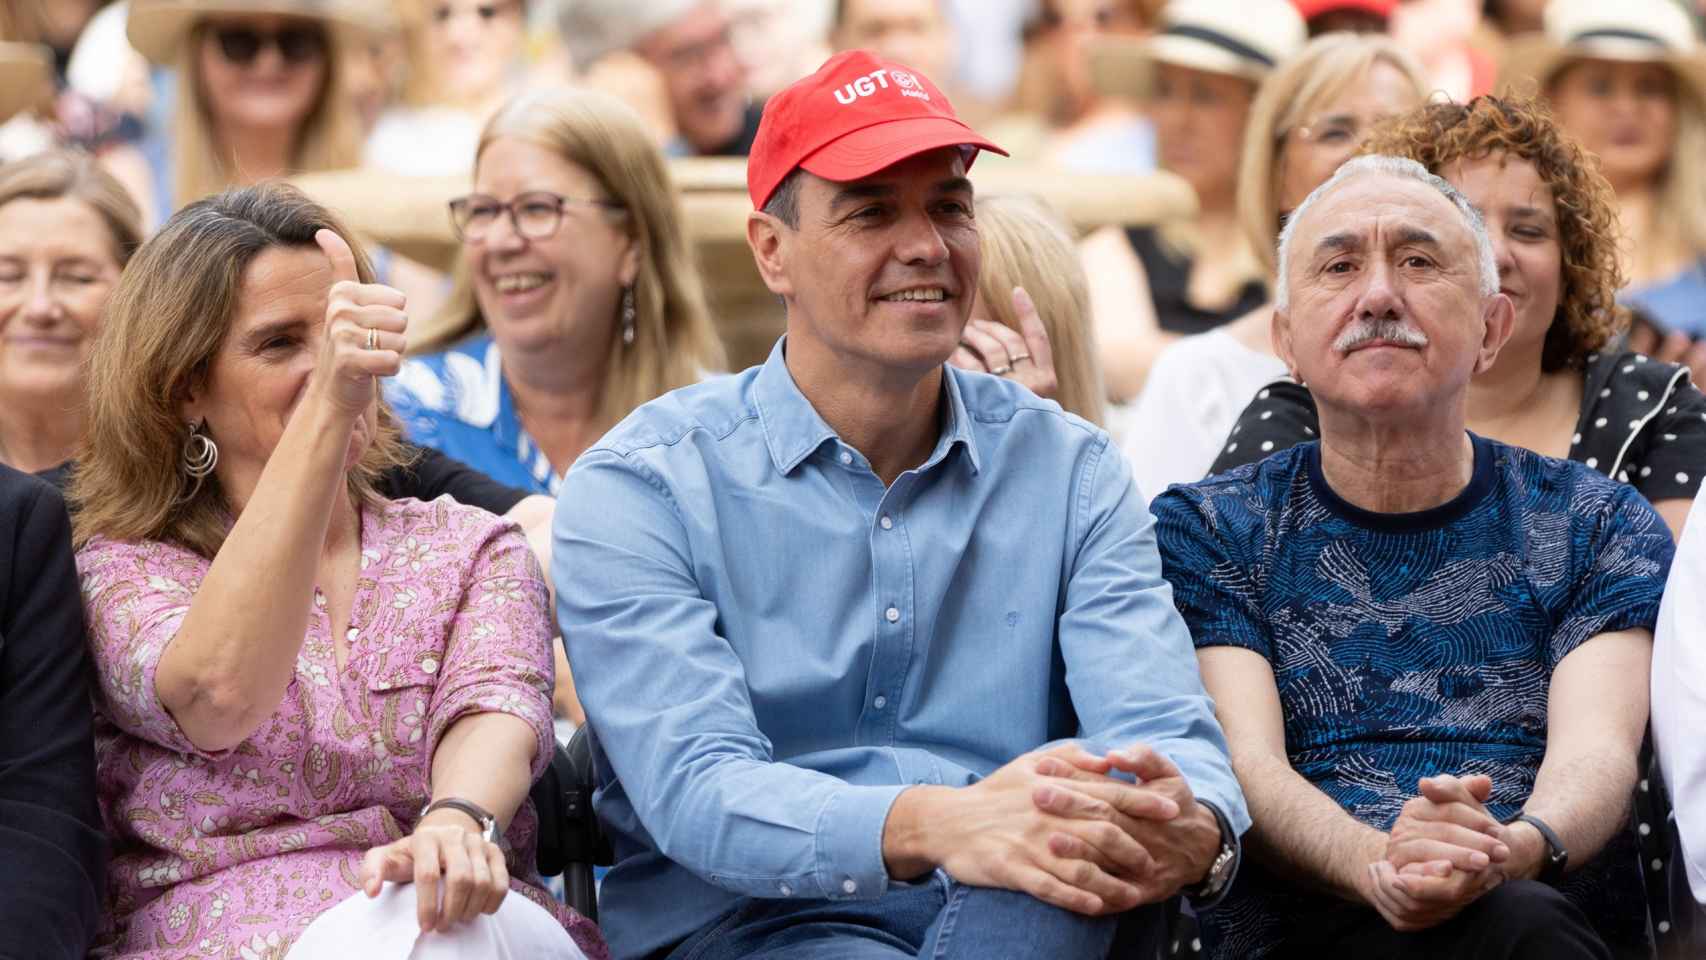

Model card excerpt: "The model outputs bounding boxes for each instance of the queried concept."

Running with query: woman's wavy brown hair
[70,182,410,558]
[1360,95,1626,372]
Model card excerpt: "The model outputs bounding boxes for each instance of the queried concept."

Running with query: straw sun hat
[125,0,389,66]
[1500,0,1706,106]
[0,42,53,124]
[1088,0,1307,99]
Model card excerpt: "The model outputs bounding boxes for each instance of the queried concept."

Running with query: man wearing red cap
[556,50,1247,960]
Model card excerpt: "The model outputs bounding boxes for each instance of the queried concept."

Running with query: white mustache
[1333,317,1429,353]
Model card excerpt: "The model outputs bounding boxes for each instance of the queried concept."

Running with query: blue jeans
[662,872,1170,960]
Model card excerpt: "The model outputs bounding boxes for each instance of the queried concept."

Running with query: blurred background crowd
[4,0,1706,486]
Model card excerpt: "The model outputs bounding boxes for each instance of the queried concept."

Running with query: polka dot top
[1207,350,1706,503]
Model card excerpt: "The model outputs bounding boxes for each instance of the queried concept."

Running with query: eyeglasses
[212,24,327,66]
[1286,113,1389,148]
[448,191,625,243]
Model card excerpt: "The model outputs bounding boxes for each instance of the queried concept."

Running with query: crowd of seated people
[1,1,1705,958]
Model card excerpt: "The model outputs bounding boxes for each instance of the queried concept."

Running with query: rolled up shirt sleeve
[76,538,227,761]
[1061,437,1250,835]
[557,449,906,901]
[427,520,557,783]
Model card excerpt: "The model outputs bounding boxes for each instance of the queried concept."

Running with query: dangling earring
[620,286,636,347]
[181,421,218,498]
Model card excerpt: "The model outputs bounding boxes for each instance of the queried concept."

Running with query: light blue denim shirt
[555,339,1247,960]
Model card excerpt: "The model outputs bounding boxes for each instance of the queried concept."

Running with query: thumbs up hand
[311,228,409,418]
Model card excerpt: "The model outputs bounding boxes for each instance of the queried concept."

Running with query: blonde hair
[171,19,362,212]
[421,87,725,432]
[0,150,144,265]
[1541,62,1706,269]
[1237,33,1429,278]
[975,194,1106,426]
[71,182,408,558]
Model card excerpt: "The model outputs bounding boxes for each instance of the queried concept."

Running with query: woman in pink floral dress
[69,183,605,960]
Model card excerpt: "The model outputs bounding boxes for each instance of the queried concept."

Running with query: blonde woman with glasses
[387,87,725,496]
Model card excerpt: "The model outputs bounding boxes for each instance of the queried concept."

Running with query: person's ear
[1272,306,1300,380]
[746,210,795,300]
[617,233,641,289]
[1474,292,1517,375]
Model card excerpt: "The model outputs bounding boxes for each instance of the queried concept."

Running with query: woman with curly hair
[1208,94,1706,538]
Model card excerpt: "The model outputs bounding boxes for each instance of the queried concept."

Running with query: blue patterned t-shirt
[1152,433,1672,953]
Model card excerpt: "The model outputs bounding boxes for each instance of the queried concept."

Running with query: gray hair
[1274,155,1499,312]
[558,0,702,68]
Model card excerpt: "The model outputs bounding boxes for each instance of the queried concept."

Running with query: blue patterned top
[385,334,560,496]
[1153,434,1673,953]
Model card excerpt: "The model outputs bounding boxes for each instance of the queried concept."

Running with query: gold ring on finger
[1010,353,1032,365]
[990,364,1013,376]
[366,327,377,351]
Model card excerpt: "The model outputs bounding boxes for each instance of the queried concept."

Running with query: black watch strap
[1186,799,1241,907]
[421,797,499,843]
[1505,812,1568,885]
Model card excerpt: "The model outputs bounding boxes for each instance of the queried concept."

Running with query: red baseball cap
[746,49,1007,211]
[1291,0,1396,20]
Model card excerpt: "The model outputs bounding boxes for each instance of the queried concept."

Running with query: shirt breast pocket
[359,651,443,758]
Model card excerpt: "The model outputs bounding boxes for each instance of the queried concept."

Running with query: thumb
[360,842,414,896]
[316,228,360,285]
[1464,774,1493,803]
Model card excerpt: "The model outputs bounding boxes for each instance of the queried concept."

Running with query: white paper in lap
[285,884,585,960]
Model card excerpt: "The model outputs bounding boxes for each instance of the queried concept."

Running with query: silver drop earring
[181,421,218,499]
[620,286,636,347]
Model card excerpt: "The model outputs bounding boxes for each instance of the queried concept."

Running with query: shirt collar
[753,337,981,476]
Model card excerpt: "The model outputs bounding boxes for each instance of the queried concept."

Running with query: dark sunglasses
[212,24,327,66]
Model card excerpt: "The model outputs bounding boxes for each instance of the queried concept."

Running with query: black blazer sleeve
[0,466,105,960]
[378,444,533,515]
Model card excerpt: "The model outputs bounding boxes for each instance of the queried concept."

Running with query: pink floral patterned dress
[77,496,607,960]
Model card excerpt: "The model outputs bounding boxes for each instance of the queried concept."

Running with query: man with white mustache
[555,50,1245,960]
[1152,155,1674,957]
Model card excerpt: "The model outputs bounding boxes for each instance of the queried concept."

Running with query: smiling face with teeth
[749,147,980,388]
[464,136,640,363]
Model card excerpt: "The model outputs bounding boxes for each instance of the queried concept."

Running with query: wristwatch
[420,797,499,844]
[1504,811,1567,885]
[1186,800,1241,905]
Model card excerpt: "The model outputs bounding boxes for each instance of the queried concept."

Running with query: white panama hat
[1088,0,1307,99]
[125,0,389,66]
[1500,0,1706,107]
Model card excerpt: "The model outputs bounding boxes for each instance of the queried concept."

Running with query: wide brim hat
[0,43,53,123]
[126,0,390,65]
[1089,0,1306,99]
[1500,0,1706,107]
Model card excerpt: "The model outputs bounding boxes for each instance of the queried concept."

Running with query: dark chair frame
[529,724,612,921]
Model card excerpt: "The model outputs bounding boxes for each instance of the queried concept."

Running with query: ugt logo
[834,68,931,105]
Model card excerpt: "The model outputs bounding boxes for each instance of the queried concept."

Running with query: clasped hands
[1358,773,1533,932]
[923,742,1221,917]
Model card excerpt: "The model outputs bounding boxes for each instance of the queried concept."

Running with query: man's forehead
[808,147,970,193]
[1295,172,1469,250]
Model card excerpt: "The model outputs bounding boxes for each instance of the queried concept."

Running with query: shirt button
[839,451,853,465]
[884,606,900,623]
[842,879,858,894]
[879,515,893,530]
[346,628,358,640]
[873,696,887,710]
[778,882,793,897]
